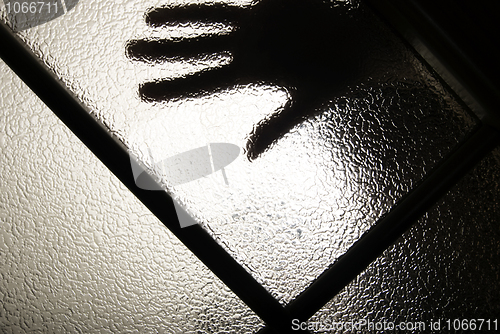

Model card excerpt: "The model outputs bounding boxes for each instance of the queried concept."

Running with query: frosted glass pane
[309,148,500,332]
[1,0,477,303]
[0,60,263,333]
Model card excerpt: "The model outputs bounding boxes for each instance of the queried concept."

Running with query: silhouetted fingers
[246,95,319,161]
[146,4,248,27]
[139,65,240,102]
[126,35,233,63]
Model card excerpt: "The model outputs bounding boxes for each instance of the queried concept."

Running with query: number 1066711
[5,2,58,14]
[445,319,498,331]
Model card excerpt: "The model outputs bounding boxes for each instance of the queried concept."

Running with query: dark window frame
[1,1,499,333]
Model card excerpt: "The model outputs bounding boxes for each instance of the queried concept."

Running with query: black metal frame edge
[256,125,500,333]
[0,21,301,334]
[259,0,500,330]
[3,0,499,332]
[286,124,500,321]
[363,0,500,129]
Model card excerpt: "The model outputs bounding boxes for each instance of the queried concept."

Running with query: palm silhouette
[126,0,391,160]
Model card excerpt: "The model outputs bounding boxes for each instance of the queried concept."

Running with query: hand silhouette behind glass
[126,0,393,160]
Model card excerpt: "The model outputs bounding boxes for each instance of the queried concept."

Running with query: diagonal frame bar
[3,0,500,331]
[258,0,500,329]
[257,125,500,333]
[256,124,500,333]
[0,21,304,334]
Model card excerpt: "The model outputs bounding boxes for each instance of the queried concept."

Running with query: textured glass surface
[0,61,263,333]
[309,148,500,333]
[1,0,478,303]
